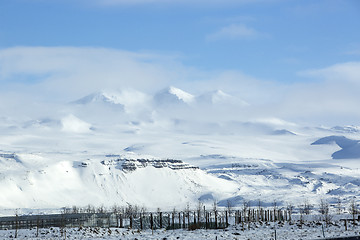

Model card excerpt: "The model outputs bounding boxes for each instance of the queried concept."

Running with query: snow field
[1,220,360,240]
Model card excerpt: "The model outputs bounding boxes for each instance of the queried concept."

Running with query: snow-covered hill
[0,153,237,210]
[312,135,360,159]
[1,86,360,213]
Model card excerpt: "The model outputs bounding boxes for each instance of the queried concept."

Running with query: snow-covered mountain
[312,135,360,159]
[154,86,195,106]
[1,86,360,213]
[73,91,123,105]
[331,125,360,133]
[72,89,150,113]
[196,90,248,106]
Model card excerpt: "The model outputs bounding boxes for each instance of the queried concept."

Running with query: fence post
[182,212,185,229]
[36,216,39,237]
[226,211,228,227]
[140,213,143,230]
[345,220,347,231]
[187,211,190,228]
[215,210,218,229]
[15,214,18,239]
[159,212,162,229]
[150,213,153,230]
[205,212,208,229]
[172,212,175,230]
[168,214,170,229]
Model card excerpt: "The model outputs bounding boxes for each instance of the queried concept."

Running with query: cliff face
[101,158,198,171]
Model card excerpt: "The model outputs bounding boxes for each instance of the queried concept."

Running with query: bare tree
[85,204,95,213]
[212,200,217,212]
[61,207,71,214]
[172,207,177,229]
[111,204,120,214]
[257,199,262,212]
[242,200,249,219]
[197,201,203,223]
[213,200,218,228]
[273,200,277,211]
[133,205,139,218]
[286,202,294,222]
[141,206,147,215]
[256,199,262,221]
[125,204,139,229]
[349,198,358,222]
[273,200,278,221]
[319,199,332,225]
[157,207,163,229]
[97,205,106,214]
[242,200,250,221]
[301,199,312,215]
[156,207,161,216]
[72,205,79,214]
[125,204,133,217]
[336,198,342,215]
[226,200,233,216]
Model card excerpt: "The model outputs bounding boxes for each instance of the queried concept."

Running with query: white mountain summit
[72,89,150,113]
[154,86,195,105]
[196,90,249,106]
[73,91,124,105]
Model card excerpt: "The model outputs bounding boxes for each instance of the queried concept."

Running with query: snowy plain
[1,220,360,240]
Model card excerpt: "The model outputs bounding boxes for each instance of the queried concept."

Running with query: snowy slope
[0,153,237,210]
[1,87,360,213]
[312,135,360,159]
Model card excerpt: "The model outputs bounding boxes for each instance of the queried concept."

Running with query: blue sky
[1,0,359,81]
[0,0,360,124]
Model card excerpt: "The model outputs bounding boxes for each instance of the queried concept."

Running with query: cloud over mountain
[1,46,360,125]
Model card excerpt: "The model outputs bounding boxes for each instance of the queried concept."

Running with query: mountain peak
[167,86,195,104]
[197,89,249,106]
[72,90,123,105]
[154,86,195,105]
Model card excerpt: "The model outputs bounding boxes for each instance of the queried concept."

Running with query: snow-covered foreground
[1,220,360,240]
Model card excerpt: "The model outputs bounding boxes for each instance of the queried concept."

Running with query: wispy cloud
[1,46,360,125]
[206,24,260,41]
[299,62,360,83]
[0,46,184,99]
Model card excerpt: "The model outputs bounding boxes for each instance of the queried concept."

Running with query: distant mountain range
[72,86,248,108]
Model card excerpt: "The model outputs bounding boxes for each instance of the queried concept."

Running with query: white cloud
[299,62,360,83]
[273,61,360,125]
[206,24,260,41]
[0,47,190,101]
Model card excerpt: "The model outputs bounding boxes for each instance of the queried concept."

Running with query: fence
[0,208,296,231]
